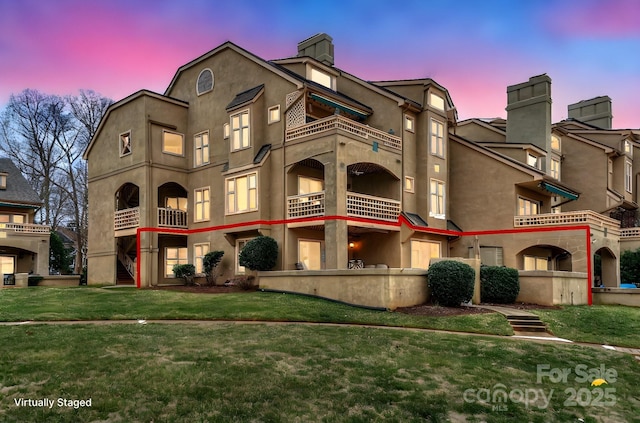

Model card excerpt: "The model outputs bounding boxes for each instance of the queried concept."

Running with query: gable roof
[0,158,42,207]
[226,84,265,111]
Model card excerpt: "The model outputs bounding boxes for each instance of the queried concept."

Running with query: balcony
[0,222,50,234]
[115,207,140,230]
[514,211,620,234]
[287,191,400,223]
[157,207,188,228]
[285,115,402,151]
[621,227,640,238]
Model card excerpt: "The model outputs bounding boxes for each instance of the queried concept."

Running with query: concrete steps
[506,315,549,334]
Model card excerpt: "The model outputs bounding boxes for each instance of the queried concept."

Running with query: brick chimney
[568,96,612,129]
[297,33,334,66]
[506,74,552,171]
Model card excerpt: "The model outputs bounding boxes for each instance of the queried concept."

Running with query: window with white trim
[165,197,187,211]
[430,118,445,157]
[429,179,445,219]
[550,157,560,179]
[625,160,633,193]
[404,115,415,132]
[194,187,210,222]
[119,131,131,157]
[298,239,324,270]
[518,197,540,215]
[524,255,548,271]
[165,247,187,277]
[309,68,335,90]
[527,153,540,169]
[223,123,230,139]
[404,176,415,193]
[226,173,257,214]
[410,240,441,269]
[230,110,250,151]
[429,93,445,111]
[268,105,280,124]
[194,131,209,167]
[196,68,214,95]
[624,140,632,157]
[236,238,251,274]
[194,243,210,274]
[162,130,184,156]
[551,134,561,152]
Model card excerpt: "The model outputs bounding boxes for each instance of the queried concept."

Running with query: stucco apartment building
[0,158,50,283]
[84,34,456,287]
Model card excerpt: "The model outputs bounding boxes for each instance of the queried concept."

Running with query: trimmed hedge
[480,265,520,304]
[173,264,196,286]
[239,236,278,271]
[427,260,475,307]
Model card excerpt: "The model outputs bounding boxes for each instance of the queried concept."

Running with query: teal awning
[309,93,370,119]
[539,182,579,201]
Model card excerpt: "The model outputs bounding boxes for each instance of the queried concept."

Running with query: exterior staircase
[504,314,549,334]
[116,260,135,285]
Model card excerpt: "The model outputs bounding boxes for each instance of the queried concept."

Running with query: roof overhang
[309,92,370,119]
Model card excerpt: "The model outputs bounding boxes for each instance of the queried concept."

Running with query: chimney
[568,96,612,129]
[506,74,552,171]
[297,33,334,66]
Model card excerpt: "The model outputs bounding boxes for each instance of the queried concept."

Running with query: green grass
[1,323,638,422]
[0,287,513,335]
[532,305,640,348]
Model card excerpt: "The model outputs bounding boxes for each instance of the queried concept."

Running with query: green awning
[309,93,369,119]
[539,182,579,201]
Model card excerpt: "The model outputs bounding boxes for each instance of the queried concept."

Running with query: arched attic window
[196,68,214,95]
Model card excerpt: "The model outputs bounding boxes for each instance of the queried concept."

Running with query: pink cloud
[546,0,640,38]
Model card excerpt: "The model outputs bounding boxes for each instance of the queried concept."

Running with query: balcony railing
[286,115,402,150]
[0,222,50,234]
[621,227,640,238]
[115,207,140,230]
[157,207,188,228]
[514,210,620,234]
[288,192,325,218]
[347,192,401,222]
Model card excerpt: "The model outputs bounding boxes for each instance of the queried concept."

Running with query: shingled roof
[0,158,42,207]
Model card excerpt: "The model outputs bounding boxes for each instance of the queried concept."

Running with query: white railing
[0,222,50,234]
[347,192,401,222]
[621,227,640,238]
[117,248,136,279]
[288,192,325,218]
[114,207,140,230]
[514,210,620,233]
[286,115,402,150]
[157,207,188,228]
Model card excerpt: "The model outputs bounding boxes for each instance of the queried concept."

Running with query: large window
[162,130,184,156]
[0,256,15,275]
[626,160,633,193]
[429,179,445,219]
[298,176,323,194]
[551,134,561,152]
[309,68,335,90]
[165,197,187,211]
[0,214,25,227]
[298,240,323,270]
[411,240,441,269]
[165,247,187,277]
[429,93,445,111]
[231,110,250,151]
[518,197,540,215]
[226,173,257,214]
[194,187,210,222]
[524,255,548,271]
[430,119,445,157]
[194,131,209,167]
[194,243,210,274]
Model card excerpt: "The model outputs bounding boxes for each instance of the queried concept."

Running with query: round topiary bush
[427,260,475,307]
[239,236,278,271]
[480,265,520,304]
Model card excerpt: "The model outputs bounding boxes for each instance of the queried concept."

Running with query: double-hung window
[165,247,187,277]
[194,131,209,166]
[194,243,210,274]
[231,110,250,151]
[550,158,560,179]
[429,179,445,219]
[226,173,257,214]
[194,187,210,222]
[430,119,445,157]
[625,160,633,193]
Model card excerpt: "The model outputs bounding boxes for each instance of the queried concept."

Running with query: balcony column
[323,158,348,269]
[138,231,158,287]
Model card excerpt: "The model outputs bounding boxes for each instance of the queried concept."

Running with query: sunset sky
[1,0,639,127]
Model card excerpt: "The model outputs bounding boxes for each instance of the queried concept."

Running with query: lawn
[532,305,640,348]
[0,287,512,335]
[1,323,638,422]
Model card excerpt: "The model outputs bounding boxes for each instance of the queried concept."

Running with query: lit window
[298,176,323,195]
[196,68,214,95]
[429,93,445,111]
[405,176,415,193]
[434,164,440,173]
[298,240,323,270]
[120,131,131,156]
[518,197,540,215]
[429,179,445,219]
[404,115,415,132]
[223,123,230,139]
[231,111,250,151]
[626,160,633,193]
[194,243,210,274]
[236,238,251,274]
[194,187,210,222]
[268,105,281,124]
[162,130,184,156]
[527,153,540,169]
[165,247,187,277]
[0,256,15,275]
[430,119,445,157]
[194,131,209,167]
[551,134,561,152]
[310,68,334,90]
[411,240,441,269]
[624,140,633,157]
[165,197,187,211]
[0,173,6,190]
[226,173,257,214]
[550,158,560,179]
[524,255,548,271]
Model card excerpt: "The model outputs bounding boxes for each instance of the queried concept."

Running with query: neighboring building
[0,158,50,282]
[84,34,456,286]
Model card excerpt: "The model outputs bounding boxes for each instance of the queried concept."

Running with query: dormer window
[196,68,214,95]
[624,140,632,157]
[429,93,445,111]
[0,173,6,190]
[309,67,335,90]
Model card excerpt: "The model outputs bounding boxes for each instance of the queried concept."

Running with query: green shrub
[239,236,278,271]
[620,248,640,286]
[173,264,196,286]
[203,251,224,286]
[480,265,520,303]
[427,260,475,307]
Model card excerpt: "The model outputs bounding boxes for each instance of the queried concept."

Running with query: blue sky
[1,0,639,127]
